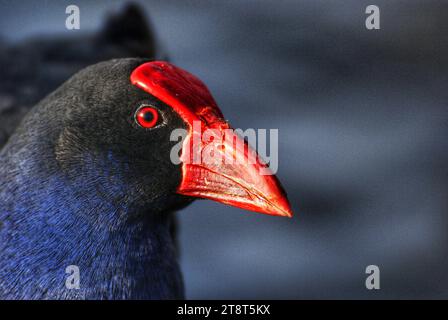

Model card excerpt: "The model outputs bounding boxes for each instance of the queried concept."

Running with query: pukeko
[0,4,291,299]
[0,58,292,299]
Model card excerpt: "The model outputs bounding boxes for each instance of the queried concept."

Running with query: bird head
[51,58,292,218]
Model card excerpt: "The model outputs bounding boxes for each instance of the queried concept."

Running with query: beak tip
[260,197,293,218]
[275,205,294,218]
[275,193,294,218]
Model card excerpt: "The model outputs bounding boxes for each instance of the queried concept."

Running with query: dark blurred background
[1,0,447,299]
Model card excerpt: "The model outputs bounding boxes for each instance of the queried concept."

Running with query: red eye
[135,106,159,128]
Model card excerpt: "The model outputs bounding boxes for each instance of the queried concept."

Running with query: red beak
[131,61,292,217]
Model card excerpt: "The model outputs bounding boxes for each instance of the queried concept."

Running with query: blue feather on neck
[0,145,183,299]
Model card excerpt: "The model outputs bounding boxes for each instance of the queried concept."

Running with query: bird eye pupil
[135,106,159,128]
[142,111,154,122]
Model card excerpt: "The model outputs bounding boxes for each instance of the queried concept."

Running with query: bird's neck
[0,148,183,299]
